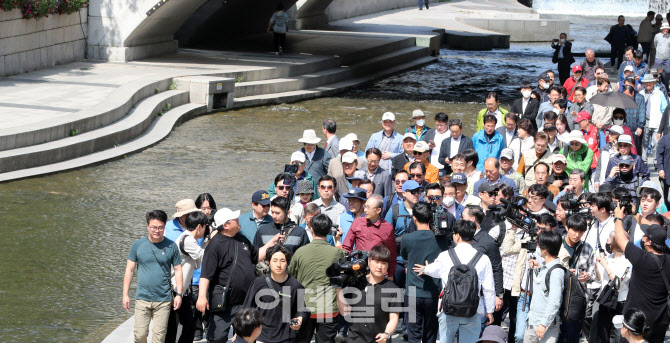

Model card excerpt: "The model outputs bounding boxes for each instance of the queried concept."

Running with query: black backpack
[441,249,483,318]
[545,264,587,322]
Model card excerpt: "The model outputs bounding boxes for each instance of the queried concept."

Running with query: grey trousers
[524,324,560,343]
[642,126,659,162]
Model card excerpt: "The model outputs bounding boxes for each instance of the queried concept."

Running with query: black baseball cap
[252,190,271,205]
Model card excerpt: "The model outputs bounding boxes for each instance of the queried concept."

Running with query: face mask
[605,243,613,254]
[443,196,456,208]
[522,90,532,98]
[416,119,425,127]
[539,82,547,90]
[613,119,624,126]
[620,167,634,181]
[560,39,566,43]
[553,108,562,114]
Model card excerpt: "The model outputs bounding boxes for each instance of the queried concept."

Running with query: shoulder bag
[209,241,238,313]
[596,266,629,310]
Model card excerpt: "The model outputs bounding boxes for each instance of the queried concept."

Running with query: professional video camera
[427,196,452,238]
[326,250,369,289]
[491,197,540,250]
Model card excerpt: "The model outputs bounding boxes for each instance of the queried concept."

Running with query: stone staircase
[0,34,437,183]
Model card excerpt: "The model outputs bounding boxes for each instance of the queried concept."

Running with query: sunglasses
[413,151,426,155]
[319,185,334,190]
[408,189,423,195]
[570,142,581,146]
[394,179,407,185]
[277,185,292,191]
[618,164,631,169]
[410,173,424,178]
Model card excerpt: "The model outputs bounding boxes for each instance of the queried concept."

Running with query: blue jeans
[438,312,481,343]
[515,293,531,343]
[418,0,429,8]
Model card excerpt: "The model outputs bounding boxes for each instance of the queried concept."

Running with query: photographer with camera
[611,187,644,242]
[605,134,650,183]
[337,245,402,343]
[253,196,310,255]
[415,220,496,342]
[400,202,443,343]
[269,152,319,201]
[559,214,594,342]
[554,169,589,205]
[613,203,670,343]
[290,214,347,343]
[425,183,457,250]
[477,182,505,245]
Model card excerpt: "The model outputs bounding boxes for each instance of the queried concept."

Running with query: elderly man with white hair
[366,112,404,174]
[328,137,367,192]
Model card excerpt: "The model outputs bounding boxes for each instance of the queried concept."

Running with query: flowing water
[0,13,638,343]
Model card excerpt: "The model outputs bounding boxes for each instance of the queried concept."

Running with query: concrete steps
[233,55,436,108]
[234,46,428,98]
[0,102,207,182]
[0,89,189,174]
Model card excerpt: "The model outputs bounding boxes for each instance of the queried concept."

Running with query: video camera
[428,198,453,239]
[326,250,369,289]
[284,164,299,175]
[491,197,540,251]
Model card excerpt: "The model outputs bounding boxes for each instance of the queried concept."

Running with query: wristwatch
[175,293,183,297]
[383,332,391,340]
[613,217,622,223]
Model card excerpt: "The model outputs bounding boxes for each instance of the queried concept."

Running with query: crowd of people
[122,16,670,343]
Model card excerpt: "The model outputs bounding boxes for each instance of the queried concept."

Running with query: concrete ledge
[176,76,236,111]
[0,90,189,173]
[0,102,207,183]
[292,14,329,30]
[87,40,179,62]
[455,18,570,42]
[443,30,510,50]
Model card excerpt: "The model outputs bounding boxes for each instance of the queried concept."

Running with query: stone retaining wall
[0,8,87,77]
[325,0,417,22]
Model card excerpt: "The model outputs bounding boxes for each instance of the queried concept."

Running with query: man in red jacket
[342,194,396,279]
[576,111,600,170]
[563,65,589,102]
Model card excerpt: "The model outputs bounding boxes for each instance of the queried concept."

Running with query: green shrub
[0,0,88,20]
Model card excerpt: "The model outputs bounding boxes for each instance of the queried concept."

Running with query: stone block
[56,27,65,44]
[74,39,86,59]
[18,51,28,73]
[0,56,4,77]
[43,15,55,30]
[0,20,12,39]
[35,17,44,31]
[46,45,53,66]
[25,18,36,34]
[46,29,54,46]
[26,32,40,51]
[5,53,19,76]
[0,36,19,55]
[39,31,47,47]
[40,47,48,68]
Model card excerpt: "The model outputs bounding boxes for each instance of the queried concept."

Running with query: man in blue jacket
[366,112,404,174]
[472,114,505,171]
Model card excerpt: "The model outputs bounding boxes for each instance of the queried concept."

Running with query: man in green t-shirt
[123,210,183,343]
[289,213,346,343]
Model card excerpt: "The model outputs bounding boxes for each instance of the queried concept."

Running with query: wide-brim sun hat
[564,130,587,145]
[172,199,200,218]
[298,129,321,144]
[641,73,657,83]
[661,23,670,30]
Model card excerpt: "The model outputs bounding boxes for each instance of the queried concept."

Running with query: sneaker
[419,7,423,10]
[403,330,408,340]
[335,333,347,343]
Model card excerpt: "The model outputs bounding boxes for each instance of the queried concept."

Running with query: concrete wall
[325,0,416,22]
[456,18,570,42]
[0,8,87,77]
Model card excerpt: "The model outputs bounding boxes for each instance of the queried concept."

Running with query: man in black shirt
[231,308,263,343]
[197,208,280,343]
[613,205,670,343]
[339,245,403,343]
[254,196,310,254]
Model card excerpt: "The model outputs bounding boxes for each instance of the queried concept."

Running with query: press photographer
[336,245,402,343]
[605,155,641,196]
[425,183,456,249]
[400,202,443,343]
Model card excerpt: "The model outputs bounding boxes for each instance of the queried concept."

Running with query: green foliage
[0,0,88,19]
[168,81,177,90]
[236,76,244,83]
[69,128,79,136]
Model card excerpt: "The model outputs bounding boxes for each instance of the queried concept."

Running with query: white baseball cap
[339,138,354,151]
[618,134,633,145]
[290,151,306,163]
[413,141,430,152]
[382,112,396,121]
[213,208,241,228]
[403,132,417,141]
[552,154,567,164]
[608,125,624,135]
[500,148,514,160]
[412,109,425,118]
[342,152,358,164]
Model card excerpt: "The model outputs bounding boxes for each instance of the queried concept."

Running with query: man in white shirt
[425,112,451,170]
[414,220,495,343]
[640,73,668,162]
[437,118,474,174]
